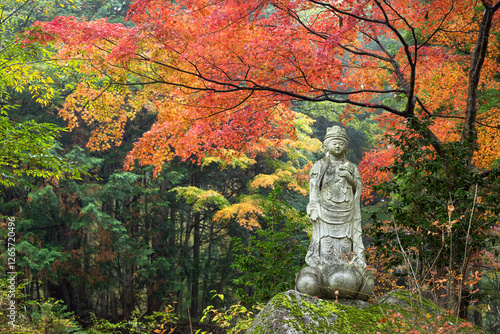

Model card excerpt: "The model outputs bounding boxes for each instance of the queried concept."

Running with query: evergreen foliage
[232,187,309,306]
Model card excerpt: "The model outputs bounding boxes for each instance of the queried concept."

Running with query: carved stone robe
[306,155,365,268]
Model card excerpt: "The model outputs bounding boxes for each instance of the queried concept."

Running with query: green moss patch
[245,290,483,334]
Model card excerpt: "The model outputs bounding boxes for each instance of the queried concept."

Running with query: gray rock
[244,290,483,334]
[246,290,345,334]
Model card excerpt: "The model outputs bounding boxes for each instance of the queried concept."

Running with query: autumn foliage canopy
[30,0,500,184]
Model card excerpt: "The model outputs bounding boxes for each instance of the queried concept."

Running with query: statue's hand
[338,170,350,178]
[338,166,356,186]
[309,209,319,221]
[338,169,354,183]
[338,165,352,176]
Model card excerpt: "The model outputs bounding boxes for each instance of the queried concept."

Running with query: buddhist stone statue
[296,125,374,300]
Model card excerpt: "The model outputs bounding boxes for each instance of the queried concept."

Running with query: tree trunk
[190,216,201,319]
[201,221,214,311]
[214,240,234,309]
[121,260,136,319]
[176,287,183,316]
[461,3,500,166]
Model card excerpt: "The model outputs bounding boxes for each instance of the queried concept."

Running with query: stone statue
[296,126,374,300]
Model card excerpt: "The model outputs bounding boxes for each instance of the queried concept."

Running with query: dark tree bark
[461,2,500,167]
[190,218,201,319]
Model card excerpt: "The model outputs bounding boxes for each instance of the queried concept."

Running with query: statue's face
[328,139,347,157]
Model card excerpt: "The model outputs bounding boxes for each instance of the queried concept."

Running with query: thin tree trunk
[176,287,183,316]
[121,259,136,319]
[190,218,201,319]
[215,240,234,309]
[201,221,214,311]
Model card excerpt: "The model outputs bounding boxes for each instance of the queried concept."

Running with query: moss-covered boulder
[245,290,483,334]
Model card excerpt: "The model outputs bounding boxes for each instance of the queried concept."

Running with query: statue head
[324,126,348,158]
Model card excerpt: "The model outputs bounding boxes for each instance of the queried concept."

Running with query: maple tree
[29,0,500,172]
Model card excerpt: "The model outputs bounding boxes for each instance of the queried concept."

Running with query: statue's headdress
[324,126,348,143]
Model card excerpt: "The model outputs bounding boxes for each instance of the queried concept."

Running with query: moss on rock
[245,290,484,334]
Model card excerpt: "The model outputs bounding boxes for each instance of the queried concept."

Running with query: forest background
[1,0,500,333]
